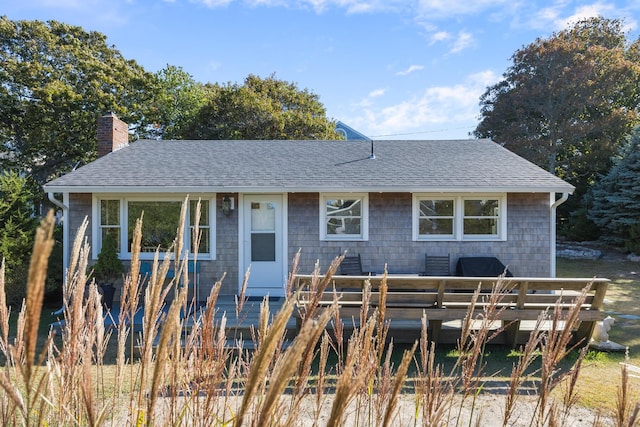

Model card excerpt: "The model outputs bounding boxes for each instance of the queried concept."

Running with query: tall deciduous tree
[183,74,340,140]
[143,65,206,140]
[0,17,156,186]
[588,127,640,253]
[474,17,640,208]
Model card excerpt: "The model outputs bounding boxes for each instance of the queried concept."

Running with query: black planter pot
[99,283,116,309]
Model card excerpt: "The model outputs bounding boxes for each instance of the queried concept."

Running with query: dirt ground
[146,393,615,426]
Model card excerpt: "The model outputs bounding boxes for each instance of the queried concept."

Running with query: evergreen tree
[588,127,640,252]
[0,171,39,304]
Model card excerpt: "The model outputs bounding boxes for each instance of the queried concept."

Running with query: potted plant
[93,234,124,309]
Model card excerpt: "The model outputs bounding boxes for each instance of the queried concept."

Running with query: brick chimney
[97,112,129,157]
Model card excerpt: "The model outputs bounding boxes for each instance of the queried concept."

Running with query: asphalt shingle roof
[43,139,574,193]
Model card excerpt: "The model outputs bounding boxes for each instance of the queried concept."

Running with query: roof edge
[43,185,575,194]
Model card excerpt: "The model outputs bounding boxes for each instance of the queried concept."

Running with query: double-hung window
[414,194,506,241]
[417,199,455,239]
[463,199,501,238]
[320,193,369,241]
[94,196,215,260]
[99,199,121,249]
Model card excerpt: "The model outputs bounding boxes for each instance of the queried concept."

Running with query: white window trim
[92,194,217,260]
[320,193,369,241]
[412,193,507,242]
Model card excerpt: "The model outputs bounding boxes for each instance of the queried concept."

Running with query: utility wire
[370,125,475,138]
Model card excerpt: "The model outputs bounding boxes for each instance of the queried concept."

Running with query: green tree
[143,65,206,140]
[474,17,640,218]
[588,127,640,252]
[0,17,157,187]
[183,74,340,140]
[0,171,39,305]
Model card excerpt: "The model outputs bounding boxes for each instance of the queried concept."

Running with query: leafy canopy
[182,74,340,140]
[474,17,640,199]
[0,16,157,186]
[142,65,207,140]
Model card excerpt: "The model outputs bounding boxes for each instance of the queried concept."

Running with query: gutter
[551,192,570,210]
[550,192,570,277]
[47,192,67,211]
[47,192,69,286]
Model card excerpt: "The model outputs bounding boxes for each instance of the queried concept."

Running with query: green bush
[93,234,124,284]
[0,172,39,306]
[559,208,601,242]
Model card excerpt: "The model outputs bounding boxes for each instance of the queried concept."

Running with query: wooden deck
[53,274,609,348]
[294,274,610,346]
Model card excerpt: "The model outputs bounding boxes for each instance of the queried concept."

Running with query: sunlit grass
[1,207,639,425]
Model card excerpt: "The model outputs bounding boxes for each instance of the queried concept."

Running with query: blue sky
[4,0,640,139]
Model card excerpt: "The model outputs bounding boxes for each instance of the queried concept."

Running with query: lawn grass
[555,256,640,412]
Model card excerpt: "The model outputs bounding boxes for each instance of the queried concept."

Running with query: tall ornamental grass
[0,200,637,426]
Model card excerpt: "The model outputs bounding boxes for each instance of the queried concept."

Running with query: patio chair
[420,254,451,276]
[339,253,374,275]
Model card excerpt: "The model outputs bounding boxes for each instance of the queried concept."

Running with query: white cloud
[561,3,617,28]
[416,0,513,19]
[429,31,451,44]
[520,1,637,32]
[348,70,498,139]
[355,88,386,107]
[425,29,474,54]
[450,31,474,53]
[396,65,424,76]
[196,0,234,7]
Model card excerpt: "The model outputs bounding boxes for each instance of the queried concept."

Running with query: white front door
[241,194,286,297]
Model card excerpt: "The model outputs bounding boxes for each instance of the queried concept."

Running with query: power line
[369,125,476,138]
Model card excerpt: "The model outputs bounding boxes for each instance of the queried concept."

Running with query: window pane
[189,200,209,226]
[251,201,276,231]
[100,200,120,226]
[251,233,276,261]
[191,227,210,253]
[129,201,182,252]
[101,227,120,251]
[419,218,453,235]
[464,200,499,216]
[326,199,362,236]
[464,218,498,235]
[326,199,361,217]
[420,200,453,216]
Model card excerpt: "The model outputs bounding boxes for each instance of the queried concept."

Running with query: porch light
[222,196,234,216]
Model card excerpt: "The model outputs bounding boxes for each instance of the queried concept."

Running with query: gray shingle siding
[69,193,92,253]
[69,191,551,300]
[288,192,551,278]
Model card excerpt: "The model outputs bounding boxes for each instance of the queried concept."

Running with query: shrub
[93,234,124,284]
[0,171,39,306]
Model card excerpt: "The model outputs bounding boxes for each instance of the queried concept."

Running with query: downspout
[550,192,570,277]
[48,192,69,286]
